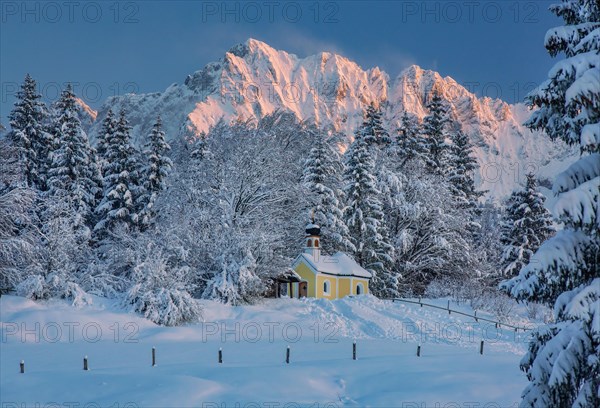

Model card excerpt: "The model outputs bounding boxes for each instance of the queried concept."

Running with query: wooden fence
[391,298,532,332]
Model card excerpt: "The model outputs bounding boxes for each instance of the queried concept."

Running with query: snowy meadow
[2,294,535,407]
[1,0,598,407]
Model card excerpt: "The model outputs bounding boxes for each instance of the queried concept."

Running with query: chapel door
[299,281,308,298]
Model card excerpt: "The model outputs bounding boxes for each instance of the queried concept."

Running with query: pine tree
[139,116,172,227]
[422,91,451,173]
[190,132,211,162]
[447,130,484,210]
[501,1,600,406]
[94,110,141,237]
[343,130,395,297]
[7,74,50,189]
[360,103,392,146]
[500,173,555,278]
[302,131,353,254]
[46,84,102,230]
[395,111,427,167]
[96,109,117,172]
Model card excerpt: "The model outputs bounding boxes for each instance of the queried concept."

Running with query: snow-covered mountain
[88,38,577,200]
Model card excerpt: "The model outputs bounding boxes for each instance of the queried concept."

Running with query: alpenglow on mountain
[87,38,577,200]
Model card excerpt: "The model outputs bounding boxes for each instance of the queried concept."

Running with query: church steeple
[304,222,321,259]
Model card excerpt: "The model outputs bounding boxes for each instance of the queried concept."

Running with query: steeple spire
[304,217,321,259]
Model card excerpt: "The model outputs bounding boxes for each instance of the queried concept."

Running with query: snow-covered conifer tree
[501,1,599,405]
[94,110,141,237]
[500,173,555,278]
[447,130,484,210]
[395,111,427,167]
[343,130,395,297]
[302,130,353,254]
[7,74,50,189]
[46,85,102,231]
[360,103,392,146]
[139,116,172,227]
[96,109,117,172]
[422,91,451,173]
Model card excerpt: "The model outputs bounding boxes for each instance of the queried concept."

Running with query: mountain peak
[89,39,577,201]
[227,38,286,59]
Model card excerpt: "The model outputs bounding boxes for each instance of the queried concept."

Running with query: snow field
[1,295,532,407]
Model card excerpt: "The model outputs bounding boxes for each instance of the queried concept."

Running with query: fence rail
[391,298,532,332]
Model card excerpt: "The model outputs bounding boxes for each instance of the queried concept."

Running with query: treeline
[1,76,555,325]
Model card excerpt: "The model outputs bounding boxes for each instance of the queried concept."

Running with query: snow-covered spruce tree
[501,1,599,406]
[0,187,42,291]
[302,130,354,254]
[46,84,102,232]
[421,91,451,174]
[447,130,484,211]
[361,103,392,146]
[122,240,202,326]
[474,200,505,282]
[94,110,142,238]
[343,130,395,297]
[395,111,427,167]
[22,194,93,306]
[190,131,211,162]
[95,108,117,173]
[500,173,555,278]
[139,116,172,227]
[201,239,264,306]
[7,74,50,189]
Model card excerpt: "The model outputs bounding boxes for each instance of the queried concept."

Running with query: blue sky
[1,0,560,121]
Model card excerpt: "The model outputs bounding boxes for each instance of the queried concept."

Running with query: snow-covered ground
[0,295,535,407]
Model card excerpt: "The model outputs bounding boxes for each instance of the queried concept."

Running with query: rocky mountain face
[87,38,577,200]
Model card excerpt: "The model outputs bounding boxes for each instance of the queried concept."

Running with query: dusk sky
[1,0,560,119]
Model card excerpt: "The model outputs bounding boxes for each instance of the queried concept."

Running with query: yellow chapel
[289,223,371,299]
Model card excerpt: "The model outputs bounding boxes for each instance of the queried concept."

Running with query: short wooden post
[416,345,421,357]
[419,298,422,307]
[286,346,290,364]
[474,310,478,322]
[495,322,498,329]
[480,340,484,355]
[447,300,451,315]
[218,348,223,364]
[514,327,518,333]
[352,341,357,360]
[83,356,88,371]
[152,347,156,367]
[20,360,24,374]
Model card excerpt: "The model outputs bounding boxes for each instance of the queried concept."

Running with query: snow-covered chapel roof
[297,252,372,279]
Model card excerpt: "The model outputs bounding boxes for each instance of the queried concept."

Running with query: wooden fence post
[286,346,290,364]
[218,348,223,364]
[480,340,484,355]
[152,347,156,367]
[447,300,451,315]
[474,310,478,322]
[20,360,24,374]
[353,341,357,360]
[83,356,88,371]
[416,345,421,357]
